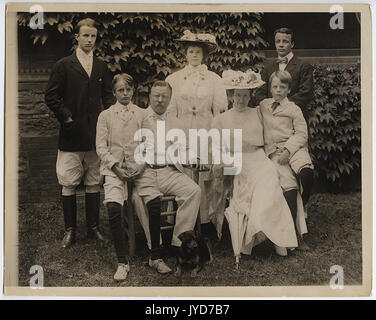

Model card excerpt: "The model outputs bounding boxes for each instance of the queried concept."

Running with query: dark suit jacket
[254,55,314,119]
[45,52,115,152]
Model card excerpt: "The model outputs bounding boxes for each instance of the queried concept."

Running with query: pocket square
[98,78,102,82]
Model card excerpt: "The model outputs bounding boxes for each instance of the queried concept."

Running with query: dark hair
[75,18,99,34]
[269,70,292,89]
[151,80,172,93]
[273,27,294,43]
[112,73,134,91]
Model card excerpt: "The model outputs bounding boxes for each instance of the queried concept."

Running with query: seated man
[134,80,201,274]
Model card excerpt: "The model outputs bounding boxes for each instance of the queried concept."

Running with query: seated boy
[259,70,314,250]
[96,73,145,281]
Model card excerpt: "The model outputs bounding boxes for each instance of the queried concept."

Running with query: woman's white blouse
[166,64,228,130]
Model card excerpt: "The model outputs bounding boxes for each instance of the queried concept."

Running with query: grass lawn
[18,192,362,287]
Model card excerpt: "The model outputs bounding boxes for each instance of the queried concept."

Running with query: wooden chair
[124,168,203,258]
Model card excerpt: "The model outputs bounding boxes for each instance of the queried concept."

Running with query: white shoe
[274,245,288,256]
[114,263,130,281]
[149,258,172,274]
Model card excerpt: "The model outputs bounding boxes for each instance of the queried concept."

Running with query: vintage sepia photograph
[3,3,372,297]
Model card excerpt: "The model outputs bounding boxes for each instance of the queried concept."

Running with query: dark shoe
[297,237,310,251]
[87,226,106,241]
[62,228,76,248]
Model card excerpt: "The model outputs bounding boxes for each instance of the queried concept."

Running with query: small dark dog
[175,230,214,278]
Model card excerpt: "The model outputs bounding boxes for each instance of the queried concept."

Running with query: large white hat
[175,30,218,53]
[222,69,265,90]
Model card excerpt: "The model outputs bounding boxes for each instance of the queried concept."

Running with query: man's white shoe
[149,258,172,274]
[114,263,130,281]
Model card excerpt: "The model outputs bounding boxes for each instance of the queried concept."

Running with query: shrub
[308,63,361,191]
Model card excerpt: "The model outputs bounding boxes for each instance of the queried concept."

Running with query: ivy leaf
[57,23,64,33]
[228,25,241,36]
[47,17,58,26]
[41,33,48,45]
[247,27,257,36]
[156,65,171,76]
[320,113,334,124]
[239,53,250,64]
[110,40,123,50]
[32,34,41,45]
[63,21,73,32]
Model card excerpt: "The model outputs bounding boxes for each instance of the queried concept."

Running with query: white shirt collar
[147,106,167,120]
[76,46,93,60]
[278,51,294,63]
[273,97,289,107]
[185,64,207,75]
[113,101,134,113]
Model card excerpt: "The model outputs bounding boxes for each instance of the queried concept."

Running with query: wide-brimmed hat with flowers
[175,30,218,53]
[222,69,265,90]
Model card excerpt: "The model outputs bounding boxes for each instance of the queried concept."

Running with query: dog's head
[178,230,198,254]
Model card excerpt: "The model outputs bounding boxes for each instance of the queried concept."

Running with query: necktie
[271,101,280,111]
[275,57,288,64]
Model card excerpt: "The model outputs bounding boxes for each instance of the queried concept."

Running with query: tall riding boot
[107,202,128,264]
[299,167,314,207]
[147,197,162,260]
[283,189,310,251]
[283,189,298,233]
[61,195,77,248]
[85,192,106,241]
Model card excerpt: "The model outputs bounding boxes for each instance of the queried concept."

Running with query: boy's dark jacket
[45,52,115,151]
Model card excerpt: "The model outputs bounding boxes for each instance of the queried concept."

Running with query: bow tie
[276,57,288,64]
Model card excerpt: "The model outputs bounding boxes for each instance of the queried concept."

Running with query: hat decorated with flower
[222,69,265,89]
[175,30,218,53]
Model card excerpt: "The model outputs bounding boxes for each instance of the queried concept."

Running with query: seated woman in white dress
[209,70,306,264]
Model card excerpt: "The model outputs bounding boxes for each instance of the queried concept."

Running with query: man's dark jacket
[45,52,115,151]
[254,55,314,119]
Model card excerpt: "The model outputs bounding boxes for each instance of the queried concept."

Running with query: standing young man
[255,27,314,121]
[45,18,115,248]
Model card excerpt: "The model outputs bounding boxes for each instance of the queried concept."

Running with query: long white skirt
[226,149,299,255]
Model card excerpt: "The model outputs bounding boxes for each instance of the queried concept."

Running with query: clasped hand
[277,149,290,165]
[112,163,144,181]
